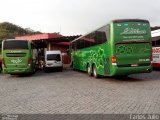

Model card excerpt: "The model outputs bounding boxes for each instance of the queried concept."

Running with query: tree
[0,22,41,40]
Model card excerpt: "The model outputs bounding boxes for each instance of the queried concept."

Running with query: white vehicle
[44,50,63,71]
[152,47,160,68]
[152,29,160,68]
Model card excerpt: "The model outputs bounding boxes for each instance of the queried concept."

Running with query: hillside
[0,22,41,40]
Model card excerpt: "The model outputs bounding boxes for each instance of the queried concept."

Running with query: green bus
[71,19,152,77]
[2,39,38,75]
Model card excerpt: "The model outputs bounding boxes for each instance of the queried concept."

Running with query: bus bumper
[111,65,152,76]
[2,67,32,74]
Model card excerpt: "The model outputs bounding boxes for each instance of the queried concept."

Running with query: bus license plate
[131,64,138,67]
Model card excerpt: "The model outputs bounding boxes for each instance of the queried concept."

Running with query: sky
[0,0,160,35]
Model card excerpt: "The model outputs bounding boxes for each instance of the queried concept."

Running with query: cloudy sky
[0,0,159,35]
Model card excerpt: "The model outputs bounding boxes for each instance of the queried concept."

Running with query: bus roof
[72,19,150,43]
[71,19,149,43]
[112,19,149,23]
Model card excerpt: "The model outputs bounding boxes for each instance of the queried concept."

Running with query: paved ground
[0,69,160,114]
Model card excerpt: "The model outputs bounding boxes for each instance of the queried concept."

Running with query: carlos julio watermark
[0,114,160,120]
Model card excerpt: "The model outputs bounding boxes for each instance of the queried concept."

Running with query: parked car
[44,50,63,71]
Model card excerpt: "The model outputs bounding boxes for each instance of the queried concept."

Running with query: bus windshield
[3,40,28,50]
[114,22,150,42]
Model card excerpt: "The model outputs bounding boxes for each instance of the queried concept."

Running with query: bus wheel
[93,65,98,78]
[87,64,92,76]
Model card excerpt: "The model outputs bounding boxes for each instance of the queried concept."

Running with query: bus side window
[106,24,110,41]
[79,40,84,49]
[101,26,108,43]
[76,41,80,50]
[84,40,90,48]
[90,32,96,47]
[72,43,75,50]
[83,34,93,48]
[95,26,108,45]
[72,42,77,51]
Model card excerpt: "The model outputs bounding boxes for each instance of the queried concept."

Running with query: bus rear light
[112,55,117,65]
[2,58,6,68]
[28,58,31,66]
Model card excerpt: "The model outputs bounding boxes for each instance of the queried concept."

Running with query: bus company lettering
[10,50,22,53]
[121,28,146,35]
[11,58,22,64]
[152,47,160,54]
[123,36,144,39]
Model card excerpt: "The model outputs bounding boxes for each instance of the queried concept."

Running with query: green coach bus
[71,19,152,77]
[2,39,38,75]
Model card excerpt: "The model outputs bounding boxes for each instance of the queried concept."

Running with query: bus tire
[93,64,99,78]
[87,64,92,76]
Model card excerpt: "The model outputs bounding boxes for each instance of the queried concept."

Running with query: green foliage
[0,22,41,40]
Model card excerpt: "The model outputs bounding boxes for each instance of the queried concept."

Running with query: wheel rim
[87,65,91,75]
[93,66,97,77]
